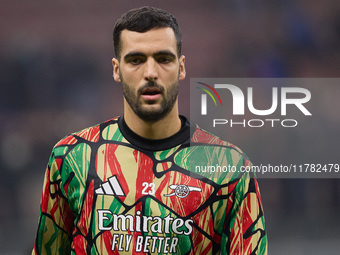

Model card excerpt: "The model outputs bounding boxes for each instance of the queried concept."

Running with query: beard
[120,73,179,122]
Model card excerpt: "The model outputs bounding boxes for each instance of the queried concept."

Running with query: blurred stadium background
[0,0,340,254]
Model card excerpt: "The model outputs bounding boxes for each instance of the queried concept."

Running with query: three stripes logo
[196,82,223,115]
[95,175,126,197]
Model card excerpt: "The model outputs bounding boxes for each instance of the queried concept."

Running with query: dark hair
[113,6,182,59]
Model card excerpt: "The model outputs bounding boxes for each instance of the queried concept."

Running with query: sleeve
[223,171,268,255]
[32,149,74,255]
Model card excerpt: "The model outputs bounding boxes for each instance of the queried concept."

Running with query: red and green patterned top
[32,116,267,255]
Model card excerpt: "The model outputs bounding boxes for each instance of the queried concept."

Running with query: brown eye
[129,58,143,65]
[157,57,173,64]
[159,58,170,63]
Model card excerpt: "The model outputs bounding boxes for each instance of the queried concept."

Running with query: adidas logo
[95,175,126,196]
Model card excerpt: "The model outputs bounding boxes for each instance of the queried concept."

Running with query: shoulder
[190,124,251,162]
[54,116,120,148]
[191,124,244,152]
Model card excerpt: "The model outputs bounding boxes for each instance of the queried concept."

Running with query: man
[33,6,267,255]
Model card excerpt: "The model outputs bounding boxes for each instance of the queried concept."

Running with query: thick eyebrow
[123,50,177,62]
[152,50,177,59]
[123,52,146,62]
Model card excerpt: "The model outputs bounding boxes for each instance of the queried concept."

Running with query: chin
[136,108,171,122]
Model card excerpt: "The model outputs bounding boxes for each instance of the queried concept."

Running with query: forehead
[120,27,177,57]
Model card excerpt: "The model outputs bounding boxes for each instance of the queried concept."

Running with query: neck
[123,102,181,140]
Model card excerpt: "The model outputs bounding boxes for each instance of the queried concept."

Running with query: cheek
[122,68,141,83]
[162,68,179,81]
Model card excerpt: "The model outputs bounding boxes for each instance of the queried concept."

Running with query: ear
[112,58,121,82]
[178,55,186,81]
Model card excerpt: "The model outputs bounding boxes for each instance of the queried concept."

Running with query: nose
[144,57,158,81]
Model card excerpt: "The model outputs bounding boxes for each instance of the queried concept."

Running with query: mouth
[141,87,162,101]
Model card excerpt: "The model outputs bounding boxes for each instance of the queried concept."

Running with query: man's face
[112,27,186,122]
